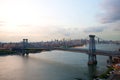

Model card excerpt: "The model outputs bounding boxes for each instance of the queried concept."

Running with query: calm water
[0,44,120,80]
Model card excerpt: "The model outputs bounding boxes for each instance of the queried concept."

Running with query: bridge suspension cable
[95,36,106,43]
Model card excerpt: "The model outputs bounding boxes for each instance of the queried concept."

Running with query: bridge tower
[22,39,29,56]
[88,35,97,65]
[98,38,100,43]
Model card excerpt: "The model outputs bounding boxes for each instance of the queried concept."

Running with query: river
[0,44,119,80]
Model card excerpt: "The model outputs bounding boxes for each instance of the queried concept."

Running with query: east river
[0,44,120,80]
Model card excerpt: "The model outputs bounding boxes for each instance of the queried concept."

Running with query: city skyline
[0,0,120,42]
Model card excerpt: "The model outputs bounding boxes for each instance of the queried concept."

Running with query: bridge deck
[55,48,120,56]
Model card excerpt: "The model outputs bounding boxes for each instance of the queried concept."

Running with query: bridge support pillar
[22,39,29,56]
[88,35,97,65]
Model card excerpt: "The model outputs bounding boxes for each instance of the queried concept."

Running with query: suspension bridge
[21,35,120,65]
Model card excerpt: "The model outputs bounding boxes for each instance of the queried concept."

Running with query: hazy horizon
[0,0,120,42]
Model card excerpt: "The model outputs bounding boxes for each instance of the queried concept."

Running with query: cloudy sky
[0,0,120,42]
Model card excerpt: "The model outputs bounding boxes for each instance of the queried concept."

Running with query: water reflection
[22,55,29,64]
[0,53,107,80]
[88,65,97,80]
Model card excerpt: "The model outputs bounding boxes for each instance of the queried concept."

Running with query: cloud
[84,26,106,33]
[0,21,4,23]
[109,21,120,31]
[98,0,120,23]
[0,20,5,27]
[17,24,32,27]
[114,26,120,31]
[0,24,2,27]
[54,27,71,37]
[52,27,81,37]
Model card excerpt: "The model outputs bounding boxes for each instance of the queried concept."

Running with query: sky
[0,0,120,42]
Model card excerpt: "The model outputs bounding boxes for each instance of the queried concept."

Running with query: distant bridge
[21,35,120,65]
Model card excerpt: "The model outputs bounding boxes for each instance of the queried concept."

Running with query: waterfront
[0,44,119,80]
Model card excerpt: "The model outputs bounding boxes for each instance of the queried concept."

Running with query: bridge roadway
[22,47,120,56]
[54,48,120,56]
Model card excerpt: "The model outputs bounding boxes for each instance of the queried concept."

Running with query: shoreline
[94,56,120,80]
